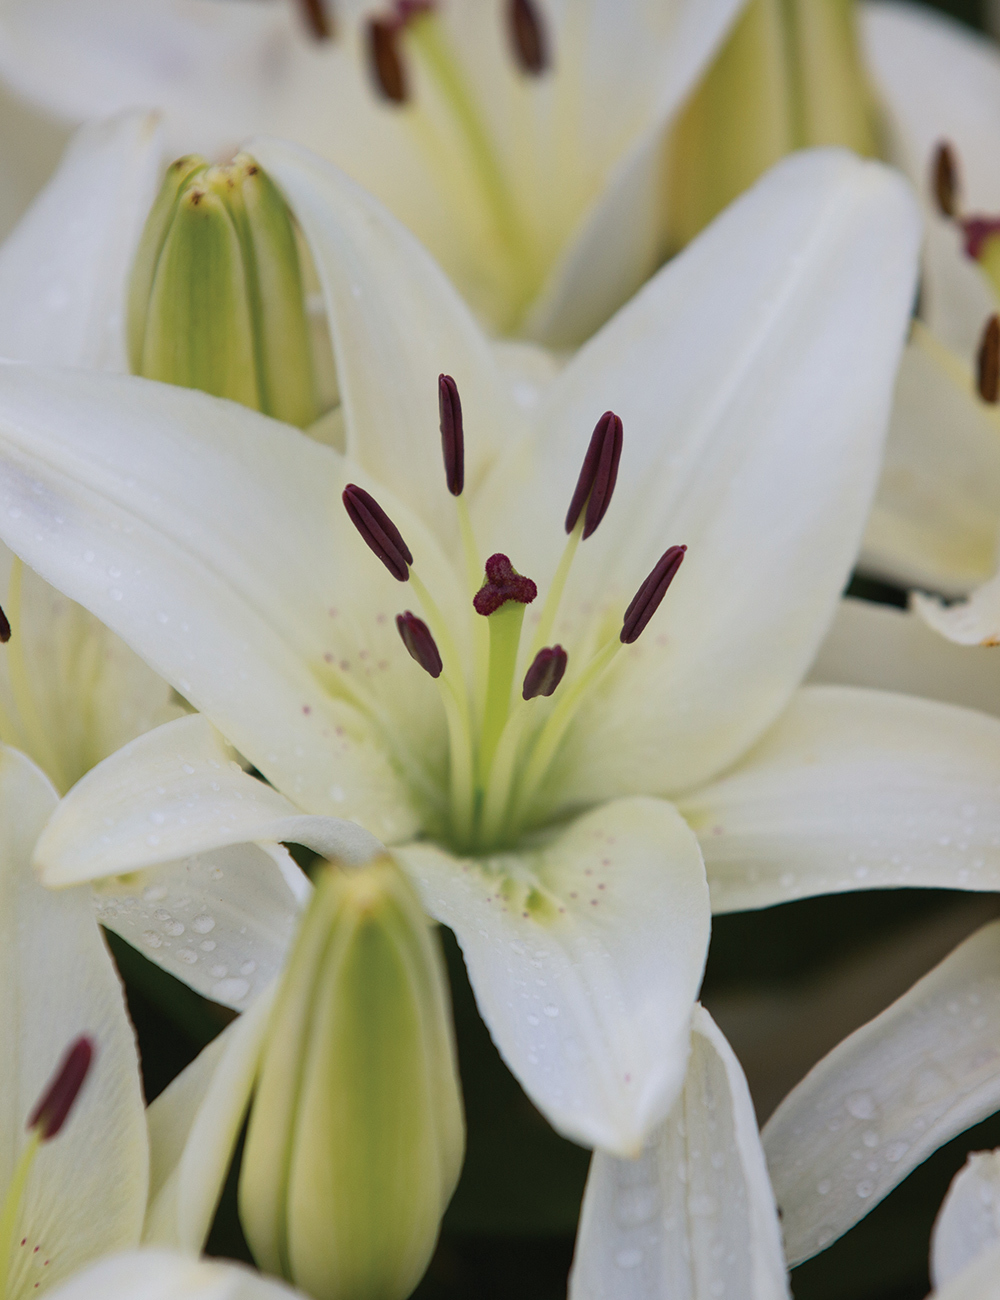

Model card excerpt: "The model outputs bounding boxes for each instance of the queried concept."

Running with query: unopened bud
[240,857,464,1300]
[128,153,319,428]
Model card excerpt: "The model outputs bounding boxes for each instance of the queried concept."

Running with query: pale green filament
[0,1129,41,1300]
[529,517,582,658]
[477,600,527,792]
[456,495,489,718]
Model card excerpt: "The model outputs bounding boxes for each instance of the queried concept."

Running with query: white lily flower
[0,0,749,343]
[0,741,150,1296]
[568,1005,789,1300]
[0,137,957,1166]
[931,1148,1000,1296]
[44,1249,308,1299]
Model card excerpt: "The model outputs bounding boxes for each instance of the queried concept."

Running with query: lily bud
[239,856,464,1300]
[128,153,319,428]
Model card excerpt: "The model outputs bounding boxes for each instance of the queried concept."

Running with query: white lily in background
[0,127,968,1165]
[0,741,150,1296]
[930,1147,1000,1297]
[0,0,751,343]
[44,1249,308,1299]
[568,1004,789,1300]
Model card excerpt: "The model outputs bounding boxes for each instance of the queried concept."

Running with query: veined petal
[861,327,1000,595]
[250,137,516,533]
[395,796,710,1156]
[808,598,1000,717]
[479,149,920,806]
[682,686,1000,914]
[0,110,162,371]
[35,714,382,887]
[569,1005,788,1300]
[43,1248,307,1300]
[932,1150,1000,1290]
[763,919,1000,1267]
[0,745,148,1299]
[144,988,274,1252]
[0,365,474,838]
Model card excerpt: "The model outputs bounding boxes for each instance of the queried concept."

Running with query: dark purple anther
[962,216,1000,261]
[439,374,464,496]
[620,545,686,644]
[28,1037,94,1140]
[368,18,408,102]
[508,0,548,74]
[343,484,413,581]
[564,411,623,540]
[294,0,333,40]
[979,315,1000,404]
[0,603,10,643]
[473,553,537,616]
[522,645,567,700]
[933,142,958,219]
[396,611,443,678]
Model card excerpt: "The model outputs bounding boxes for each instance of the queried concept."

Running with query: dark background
[116,3,998,1297]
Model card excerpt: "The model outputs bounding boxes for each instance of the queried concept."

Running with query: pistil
[474,555,537,791]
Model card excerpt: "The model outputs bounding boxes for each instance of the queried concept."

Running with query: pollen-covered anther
[933,141,959,218]
[507,0,549,74]
[343,484,413,581]
[396,611,443,678]
[978,315,1000,404]
[28,1037,95,1141]
[438,374,464,495]
[565,411,623,539]
[473,554,537,616]
[522,645,567,700]
[0,603,10,643]
[621,545,686,644]
[293,0,333,40]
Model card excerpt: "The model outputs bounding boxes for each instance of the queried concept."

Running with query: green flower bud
[667,0,879,248]
[128,153,320,428]
[240,857,464,1300]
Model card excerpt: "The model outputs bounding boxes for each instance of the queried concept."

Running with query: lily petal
[932,1149,1000,1290]
[915,570,1000,648]
[568,1005,788,1300]
[931,1242,1000,1300]
[861,326,1000,595]
[0,110,162,371]
[763,918,1000,1267]
[808,598,1000,717]
[395,796,710,1156]
[482,149,919,805]
[44,1248,307,1300]
[681,685,1000,914]
[0,365,473,839]
[35,713,382,885]
[144,987,274,1251]
[250,137,515,533]
[0,745,148,1298]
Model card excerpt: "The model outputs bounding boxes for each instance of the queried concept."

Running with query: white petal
[931,1241,1000,1300]
[808,598,1000,717]
[763,918,1000,1267]
[396,796,710,1156]
[43,1249,306,1300]
[932,1149,1000,1289]
[35,713,382,886]
[249,137,517,534]
[144,989,274,1251]
[0,745,148,1299]
[481,149,920,806]
[861,327,1000,595]
[921,218,998,362]
[681,685,1000,913]
[915,569,1000,647]
[569,1005,788,1300]
[0,110,162,371]
[0,364,470,839]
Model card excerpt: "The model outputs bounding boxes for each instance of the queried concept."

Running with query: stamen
[293,0,333,40]
[438,374,464,496]
[564,410,623,539]
[507,0,549,74]
[621,546,687,644]
[522,645,566,700]
[473,554,538,616]
[933,141,959,218]
[368,19,409,102]
[979,315,1000,404]
[343,484,413,581]
[28,1037,94,1140]
[396,612,443,678]
[0,603,10,643]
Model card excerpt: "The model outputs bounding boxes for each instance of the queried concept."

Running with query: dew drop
[543,1005,559,1018]
[240,960,256,976]
[846,1093,877,1120]
[200,940,216,952]
[163,921,185,937]
[142,930,162,949]
[143,884,167,902]
[862,1130,879,1149]
[210,965,228,978]
[192,915,216,934]
[855,1180,875,1198]
[615,1249,643,1270]
[212,978,250,1002]
[817,1180,832,1195]
[177,949,198,965]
